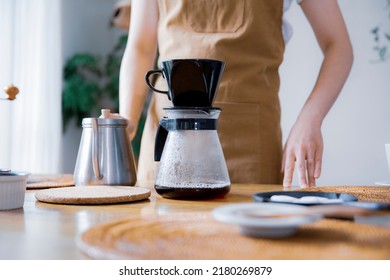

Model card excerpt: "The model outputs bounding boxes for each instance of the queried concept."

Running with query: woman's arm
[119,0,158,139]
[282,0,353,187]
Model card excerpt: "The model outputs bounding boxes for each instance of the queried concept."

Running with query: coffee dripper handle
[154,119,169,161]
[145,70,169,95]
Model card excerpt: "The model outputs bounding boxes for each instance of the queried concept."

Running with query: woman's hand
[282,117,323,188]
[282,0,353,188]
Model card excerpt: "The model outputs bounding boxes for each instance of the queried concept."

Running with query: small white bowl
[212,202,322,238]
[0,172,29,210]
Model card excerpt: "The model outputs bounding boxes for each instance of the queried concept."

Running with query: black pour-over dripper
[146,59,226,162]
[145,59,225,107]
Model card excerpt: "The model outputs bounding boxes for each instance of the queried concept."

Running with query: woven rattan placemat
[78,211,390,260]
[300,186,390,202]
[27,173,74,189]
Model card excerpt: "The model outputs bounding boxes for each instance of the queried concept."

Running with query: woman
[119,0,353,188]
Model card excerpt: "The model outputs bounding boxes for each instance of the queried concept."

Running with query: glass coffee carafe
[154,107,230,199]
[146,59,231,199]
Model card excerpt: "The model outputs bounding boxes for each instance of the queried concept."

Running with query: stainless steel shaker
[73,109,137,186]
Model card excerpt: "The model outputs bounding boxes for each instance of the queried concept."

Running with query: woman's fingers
[282,153,295,188]
[296,155,308,188]
[306,145,317,187]
[282,143,322,188]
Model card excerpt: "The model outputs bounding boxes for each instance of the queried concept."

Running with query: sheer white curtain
[0,0,62,173]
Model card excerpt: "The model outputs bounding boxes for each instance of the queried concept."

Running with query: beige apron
[137,0,285,186]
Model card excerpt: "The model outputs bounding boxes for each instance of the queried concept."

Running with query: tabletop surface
[0,182,282,259]
[1,181,390,260]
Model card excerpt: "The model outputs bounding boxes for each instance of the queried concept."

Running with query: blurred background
[0,0,389,186]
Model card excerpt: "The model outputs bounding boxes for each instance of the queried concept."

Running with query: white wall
[61,0,122,173]
[280,0,390,186]
[62,0,120,61]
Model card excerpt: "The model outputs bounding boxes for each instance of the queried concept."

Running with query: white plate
[374,181,390,186]
[253,191,357,206]
[212,202,322,238]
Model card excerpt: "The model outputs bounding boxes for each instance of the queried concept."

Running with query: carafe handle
[145,70,169,94]
[154,119,169,161]
[91,118,103,180]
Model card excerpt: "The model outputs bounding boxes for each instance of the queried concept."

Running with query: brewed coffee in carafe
[146,59,231,199]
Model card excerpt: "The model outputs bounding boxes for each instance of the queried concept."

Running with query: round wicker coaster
[27,173,74,189]
[35,186,151,205]
[78,212,390,260]
[301,186,390,202]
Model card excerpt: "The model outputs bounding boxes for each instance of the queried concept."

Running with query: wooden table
[0,183,280,259]
[0,184,390,260]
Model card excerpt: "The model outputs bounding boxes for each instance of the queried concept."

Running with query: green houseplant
[61,34,146,159]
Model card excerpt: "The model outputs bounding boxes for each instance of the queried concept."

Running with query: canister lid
[0,170,29,181]
[82,118,128,127]
[82,109,128,127]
